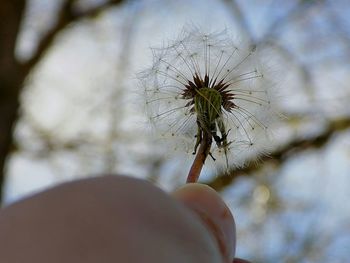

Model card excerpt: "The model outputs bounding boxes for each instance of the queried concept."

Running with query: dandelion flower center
[194,87,222,127]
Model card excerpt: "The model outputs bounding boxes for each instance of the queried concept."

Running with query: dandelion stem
[186,132,212,183]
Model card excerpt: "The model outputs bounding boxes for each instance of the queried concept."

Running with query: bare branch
[22,0,124,74]
[220,0,254,43]
[207,117,350,191]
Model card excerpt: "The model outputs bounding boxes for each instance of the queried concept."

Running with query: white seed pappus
[139,26,278,170]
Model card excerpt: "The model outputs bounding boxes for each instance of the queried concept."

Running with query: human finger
[173,183,236,262]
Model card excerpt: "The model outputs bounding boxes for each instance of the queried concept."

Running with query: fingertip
[173,183,236,261]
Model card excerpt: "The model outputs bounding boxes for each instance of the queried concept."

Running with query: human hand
[0,175,250,263]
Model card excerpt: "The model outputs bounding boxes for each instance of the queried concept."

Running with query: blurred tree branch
[0,0,124,202]
[208,117,350,191]
[220,0,254,42]
[23,0,124,73]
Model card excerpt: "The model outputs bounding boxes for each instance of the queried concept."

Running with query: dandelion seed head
[139,26,279,169]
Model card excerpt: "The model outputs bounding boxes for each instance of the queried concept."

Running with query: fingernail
[173,184,236,261]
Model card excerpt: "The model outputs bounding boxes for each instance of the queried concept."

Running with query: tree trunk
[0,0,26,203]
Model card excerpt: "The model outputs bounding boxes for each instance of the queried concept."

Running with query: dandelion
[140,26,277,183]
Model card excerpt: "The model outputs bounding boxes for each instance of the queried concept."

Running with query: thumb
[173,184,236,262]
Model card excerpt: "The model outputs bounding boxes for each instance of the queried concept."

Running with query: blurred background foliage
[1,0,349,262]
